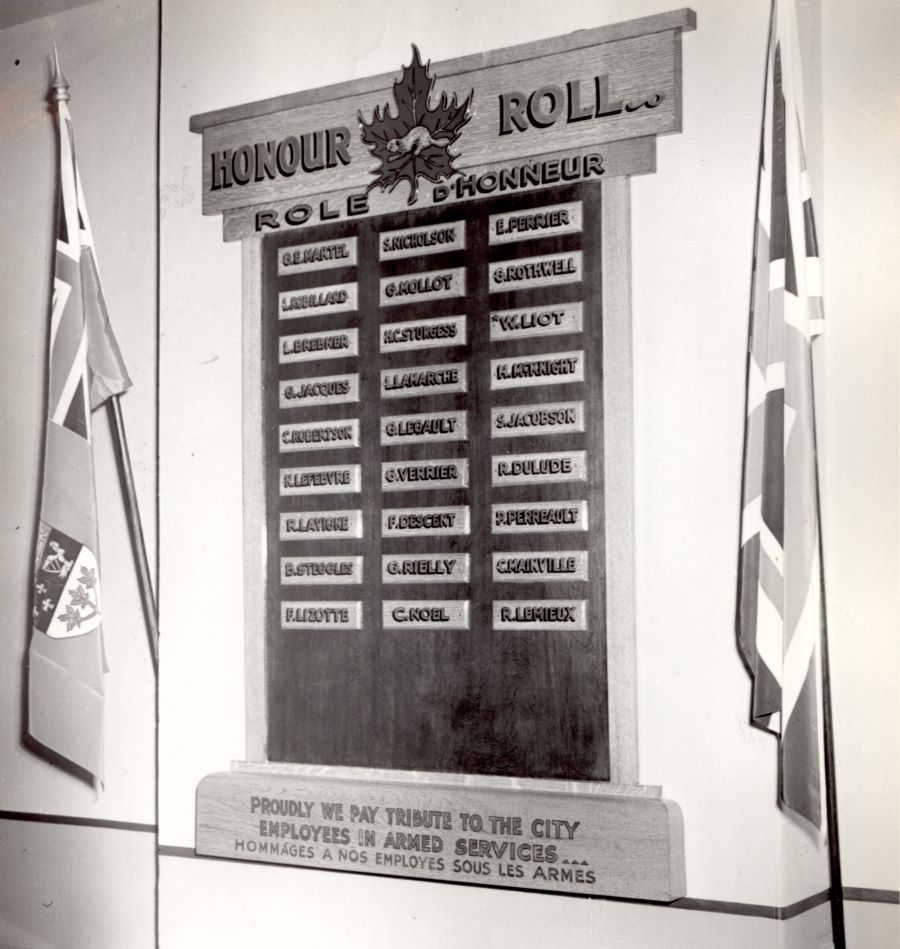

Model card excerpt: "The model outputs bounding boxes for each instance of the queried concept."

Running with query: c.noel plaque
[191,8,695,901]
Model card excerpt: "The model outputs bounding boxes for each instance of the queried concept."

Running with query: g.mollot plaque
[192,9,695,901]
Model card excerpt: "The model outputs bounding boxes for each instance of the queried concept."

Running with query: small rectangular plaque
[281,601,361,629]
[382,506,470,537]
[489,202,582,244]
[278,237,357,274]
[279,419,360,452]
[493,600,588,631]
[380,221,465,259]
[280,464,361,496]
[281,556,363,585]
[380,268,465,306]
[382,553,470,584]
[279,328,359,364]
[493,551,588,582]
[489,303,583,342]
[380,315,466,353]
[279,282,357,318]
[492,401,585,438]
[382,458,468,492]
[381,362,467,399]
[382,601,469,629]
[280,510,363,540]
[380,411,467,445]
[491,351,584,390]
[279,373,359,409]
[489,252,582,292]
[492,501,588,533]
[492,450,587,486]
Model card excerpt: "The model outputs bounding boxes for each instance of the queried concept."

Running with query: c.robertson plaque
[192,8,694,901]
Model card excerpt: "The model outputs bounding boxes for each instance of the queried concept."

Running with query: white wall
[0,0,157,945]
[158,1,897,946]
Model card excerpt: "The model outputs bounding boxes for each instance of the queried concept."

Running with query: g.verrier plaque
[192,8,695,901]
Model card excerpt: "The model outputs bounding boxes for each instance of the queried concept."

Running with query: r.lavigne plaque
[192,9,695,901]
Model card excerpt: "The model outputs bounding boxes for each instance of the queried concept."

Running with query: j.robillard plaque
[191,9,695,901]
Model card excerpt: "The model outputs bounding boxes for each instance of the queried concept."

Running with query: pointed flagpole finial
[51,46,70,103]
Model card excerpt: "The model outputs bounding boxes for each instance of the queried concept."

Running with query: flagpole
[51,50,159,675]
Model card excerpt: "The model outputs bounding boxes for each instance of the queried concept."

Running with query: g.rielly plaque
[192,8,695,901]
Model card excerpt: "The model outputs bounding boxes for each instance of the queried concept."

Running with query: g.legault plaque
[192,8,695,901]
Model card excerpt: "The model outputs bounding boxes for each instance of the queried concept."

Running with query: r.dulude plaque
[192,9,695,901]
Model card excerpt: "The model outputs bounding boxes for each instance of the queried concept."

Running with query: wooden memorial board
[192,9,695,901]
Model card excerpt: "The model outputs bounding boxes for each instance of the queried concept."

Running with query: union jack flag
[29,62,131,785]
[737,0,825,828]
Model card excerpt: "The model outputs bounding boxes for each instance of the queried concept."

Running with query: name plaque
[279,373,359,408]
[280,510,363,540]
[380,316,466,353]
[492,501,588,533]
[493,600,588,631]
[382,459,469,492]
[382,506,470,537]
[381,362,467,398]
[279,328,359,364]
[281,556,363,585]
[380,222,466,259]
[492,402,585,437]
[280,464,361,496]
[278,237,357,274]
[489,202,582,244]
[489,252,582,292]
[383,601,469,629]
[380,268,465,306]
[282,601,362,629]
[280,419,360,452]
[491,351,585,390]
[489,303,584,342]
[492,450,587,486]
[279,282,357,318]
[380,411,467,445]
[382,554,470,584]
[493,551,589,582]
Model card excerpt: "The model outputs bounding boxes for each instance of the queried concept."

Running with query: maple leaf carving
[359,46,473,205]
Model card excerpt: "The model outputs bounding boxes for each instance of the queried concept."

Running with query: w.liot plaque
[192,9,695,901]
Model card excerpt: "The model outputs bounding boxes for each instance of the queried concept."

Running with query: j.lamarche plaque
[192,9,695,901]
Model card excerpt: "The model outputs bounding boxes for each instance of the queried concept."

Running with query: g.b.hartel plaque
[192,8,694,902]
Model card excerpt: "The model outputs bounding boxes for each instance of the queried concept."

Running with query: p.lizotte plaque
[192,8,695,901]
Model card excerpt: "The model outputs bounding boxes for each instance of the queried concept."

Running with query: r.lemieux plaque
[192,9,695,901]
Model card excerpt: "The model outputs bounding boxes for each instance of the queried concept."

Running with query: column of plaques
[377,220,471,633]
[486,201,591,637]
[275,237,363,633]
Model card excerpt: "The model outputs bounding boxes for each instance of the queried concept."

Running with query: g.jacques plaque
[192,9,695,901]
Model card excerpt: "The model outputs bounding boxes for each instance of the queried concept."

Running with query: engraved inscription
[492,401,585,438]
[492,501,588,533]
[489,303,583,341]
[279,419,360,452]
[493,600,587,631]
[492,551,588,582]
[279,373,359,408]
[278,237,357,274]
[380,411,467,445]
[382,458,469,492]
[381,362,467,398]
[281,556,363,585]
[491,351,584,390]
[280,464,361,496]
[382,506,470,537]
[380,222,465,260]
[492,450,587,486]
[280,510,362,540]
[282,601,362,629]
[279,282,357,318]
[279,328,359,364]
[383,601,469,629]
[489,252,582,291]
[382,554,470,584]
[380,268,465,306]
[489,202,582,244]
[380,315,466,353]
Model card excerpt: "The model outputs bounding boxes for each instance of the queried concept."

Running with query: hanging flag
[29,56,132,785]
[737,0,825,828]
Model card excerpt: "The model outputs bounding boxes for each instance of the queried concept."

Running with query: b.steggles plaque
[193,9,694,903]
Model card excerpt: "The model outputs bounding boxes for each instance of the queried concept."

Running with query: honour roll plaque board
[266,186,608,778]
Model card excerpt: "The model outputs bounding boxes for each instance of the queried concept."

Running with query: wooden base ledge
[196,766,685,901]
